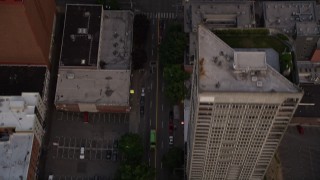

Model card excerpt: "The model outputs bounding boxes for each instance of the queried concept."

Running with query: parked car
[83,112,89,123]
[48,175,54,180]
[169,136,173,146]
[169,120,174,135]
[113,140,118,149]
[112,150,118,162]
[297,125,304,135]
[80,147,85,159]
[141,88,145,97]
[106,150,112,160]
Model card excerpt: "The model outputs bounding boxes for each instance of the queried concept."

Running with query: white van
[80,147,85,159]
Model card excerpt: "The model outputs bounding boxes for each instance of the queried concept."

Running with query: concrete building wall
[295,35,320,61]
[27,137,40,180]
[55,103,130,113]
[187,91,302,180]
[0,0,55,66]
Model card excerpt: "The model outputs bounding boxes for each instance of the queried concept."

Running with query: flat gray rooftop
[263,1,317,34]
[296,22,320,36]
[55,69,130,105]
[197,25,300,93]
[99,11,133,70]
[186,1,254,32]
[0,133,33,180]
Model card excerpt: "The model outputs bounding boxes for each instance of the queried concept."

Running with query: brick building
[0,0,56,66]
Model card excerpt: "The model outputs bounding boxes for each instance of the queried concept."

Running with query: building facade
[186,26,303,180]
[0,0,56,66]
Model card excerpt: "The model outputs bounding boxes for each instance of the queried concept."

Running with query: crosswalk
[141,12,177,19]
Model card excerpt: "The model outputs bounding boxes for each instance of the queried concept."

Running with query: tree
[132,49,147,70]
[280,52,293,76]
[163,65,190,103]
[115,163,155,180]
[162,147,184,172]
[159,24,187,66]
[119,133,144,164]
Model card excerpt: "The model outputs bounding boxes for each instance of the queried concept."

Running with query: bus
[150,129,156,149]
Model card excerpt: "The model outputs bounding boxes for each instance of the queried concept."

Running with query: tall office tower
[186,25,303,180]
[0,0,56,67]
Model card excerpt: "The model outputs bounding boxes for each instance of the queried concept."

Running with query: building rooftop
[0,66,46,96]
[60,4,102,67]
[296,22,320,36]
[0,133,33,180]
[55,69,130,106]
[185,1,254,33]
[263,1,317,35]
[99,11,133,70]
[0,93,41,132]
[197,25,300,93]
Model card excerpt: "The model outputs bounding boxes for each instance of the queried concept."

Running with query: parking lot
[52,136,119,161]
[57,111,129,124]
[44,110,129,179]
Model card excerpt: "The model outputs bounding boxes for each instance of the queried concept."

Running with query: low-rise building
[55,5,133,112]
[0,92,46,180]
[184,1,255,68]
[263,1,320,61]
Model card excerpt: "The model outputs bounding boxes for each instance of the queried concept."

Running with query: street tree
[163,65,190,103]
[162,147,184,172]
[159,24,187,66]
[119,133,144,164]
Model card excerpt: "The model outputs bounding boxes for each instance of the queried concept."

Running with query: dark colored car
[169,111,174,120]
[106,150,112,160]
[112,150,118,162]
[113,140,118,149]
[83,112,89,123]
[140,106,144,116]
[169,120,174,135]
[297,125,304,135]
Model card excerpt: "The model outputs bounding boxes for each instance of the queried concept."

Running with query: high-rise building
[0,0,56,67]
[186,25,303,180]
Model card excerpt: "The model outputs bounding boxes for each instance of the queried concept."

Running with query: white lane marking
[161,162,163,168]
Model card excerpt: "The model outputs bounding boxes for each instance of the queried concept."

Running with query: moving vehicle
[150,129,156,149]
[169,136,173,146]
[106,150,112,160]
[48,175,54,180]
[80,147,85,159]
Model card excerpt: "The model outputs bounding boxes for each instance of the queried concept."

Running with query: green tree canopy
[162,147,184,172]
[163,65,189,103]
[116,163,155,180]
[119,133,144,164]
[159,24,187,66]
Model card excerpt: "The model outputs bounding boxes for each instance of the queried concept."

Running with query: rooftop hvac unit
[77,28,88,34]
[257,81,263,87]
[66,73,75,79]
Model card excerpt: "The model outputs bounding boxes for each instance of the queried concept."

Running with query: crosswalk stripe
[140,12,176,19]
